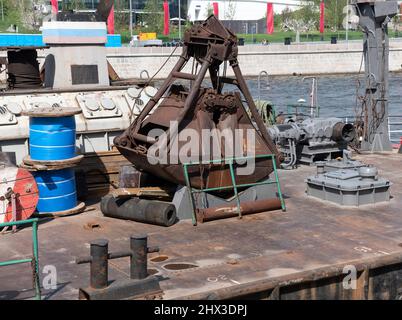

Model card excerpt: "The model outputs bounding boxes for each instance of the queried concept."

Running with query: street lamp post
[129,0,133,37]
[346,0,349,46]
[179,0,182,40]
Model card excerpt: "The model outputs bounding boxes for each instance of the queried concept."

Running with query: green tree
[64,0,86,11]
[280,1,348,32]
[293,1,319,27]
[205,3,213,17]
[281,1,318,42]
[224,1,236,21]
[2,1,21,22]
[279,7,293,26]
[0,1,22,32]
[141,0,164,33]
[312,0,347,31]
[115,0,129,32]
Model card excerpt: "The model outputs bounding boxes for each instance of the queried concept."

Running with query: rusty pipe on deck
[101,195,177,227]
[196,198,282,223]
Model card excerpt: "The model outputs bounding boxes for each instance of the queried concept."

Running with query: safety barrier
[0,218,41,300]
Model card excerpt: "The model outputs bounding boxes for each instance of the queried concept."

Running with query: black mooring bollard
[77,235,163,300]
[130,235,148,280]
[90,239,109,289]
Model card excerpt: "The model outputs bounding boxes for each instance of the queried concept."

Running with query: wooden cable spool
[0,165,39,224]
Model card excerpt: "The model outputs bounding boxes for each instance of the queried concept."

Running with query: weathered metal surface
[90,239,109,289]
[114,16,281,190]
[110,187,174,200]
[1,152,402,300]
[76,235,163,300]
[78,276,163,300]
[0,165,39,224]
[21,107,82,118]
[197,198,282,223]
[36,201,86,218]
[21,155,84,172]
[7,49,42,90]
[0,46,49,51]
[101,195,177,227]
[332,122,355,142]
[352,0,398,151]
[268,118,356,168]
[174,251,402,300]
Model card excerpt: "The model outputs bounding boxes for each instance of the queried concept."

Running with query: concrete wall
[105,39,402,79]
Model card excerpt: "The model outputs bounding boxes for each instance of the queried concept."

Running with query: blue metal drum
[34,168,77,213]
[29,116,76,161]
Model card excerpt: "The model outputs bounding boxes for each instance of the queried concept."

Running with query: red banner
[51,0,58,14]
[163,1,170,36]
[213,2,219,18]
[319,1,325,33]
[107,4,115,34]
[266,3,274,35]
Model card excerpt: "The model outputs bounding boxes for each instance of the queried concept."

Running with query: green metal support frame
[0,218,41,300]
[183,154,286,226]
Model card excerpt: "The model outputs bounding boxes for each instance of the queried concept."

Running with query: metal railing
[388,115,402,144]
[0,218,41,300]
[343,115,402,144]
[183,154,286,226]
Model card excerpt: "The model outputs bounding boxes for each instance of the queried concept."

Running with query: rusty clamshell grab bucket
[114,16,282,193]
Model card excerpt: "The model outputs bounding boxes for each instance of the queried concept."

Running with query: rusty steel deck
[1,152,402,300]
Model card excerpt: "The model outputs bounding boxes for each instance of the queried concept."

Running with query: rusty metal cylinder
[197,198,282,223]
[130,235,148,280]
[7,49,42,89]
[101,195,177,227]
[90,239,109,289]
[332,122,355,142]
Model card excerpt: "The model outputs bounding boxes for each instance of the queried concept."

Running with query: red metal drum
[0,166,39,223]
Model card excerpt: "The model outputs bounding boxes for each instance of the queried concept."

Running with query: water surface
[246,73,402,117]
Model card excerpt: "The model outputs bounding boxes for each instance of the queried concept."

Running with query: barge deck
[1,152,402,300]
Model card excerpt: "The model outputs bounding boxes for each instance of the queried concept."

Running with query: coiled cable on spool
[7,49,42,90]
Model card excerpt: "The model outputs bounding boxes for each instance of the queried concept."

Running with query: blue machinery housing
[0,33,121,47]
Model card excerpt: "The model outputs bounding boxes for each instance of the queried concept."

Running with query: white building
[187,0,301,22]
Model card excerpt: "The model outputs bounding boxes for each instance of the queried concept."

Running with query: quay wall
[105,40,402,79]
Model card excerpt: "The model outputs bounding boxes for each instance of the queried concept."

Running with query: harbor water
[159,73,402,117]
[246,73,402,117]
